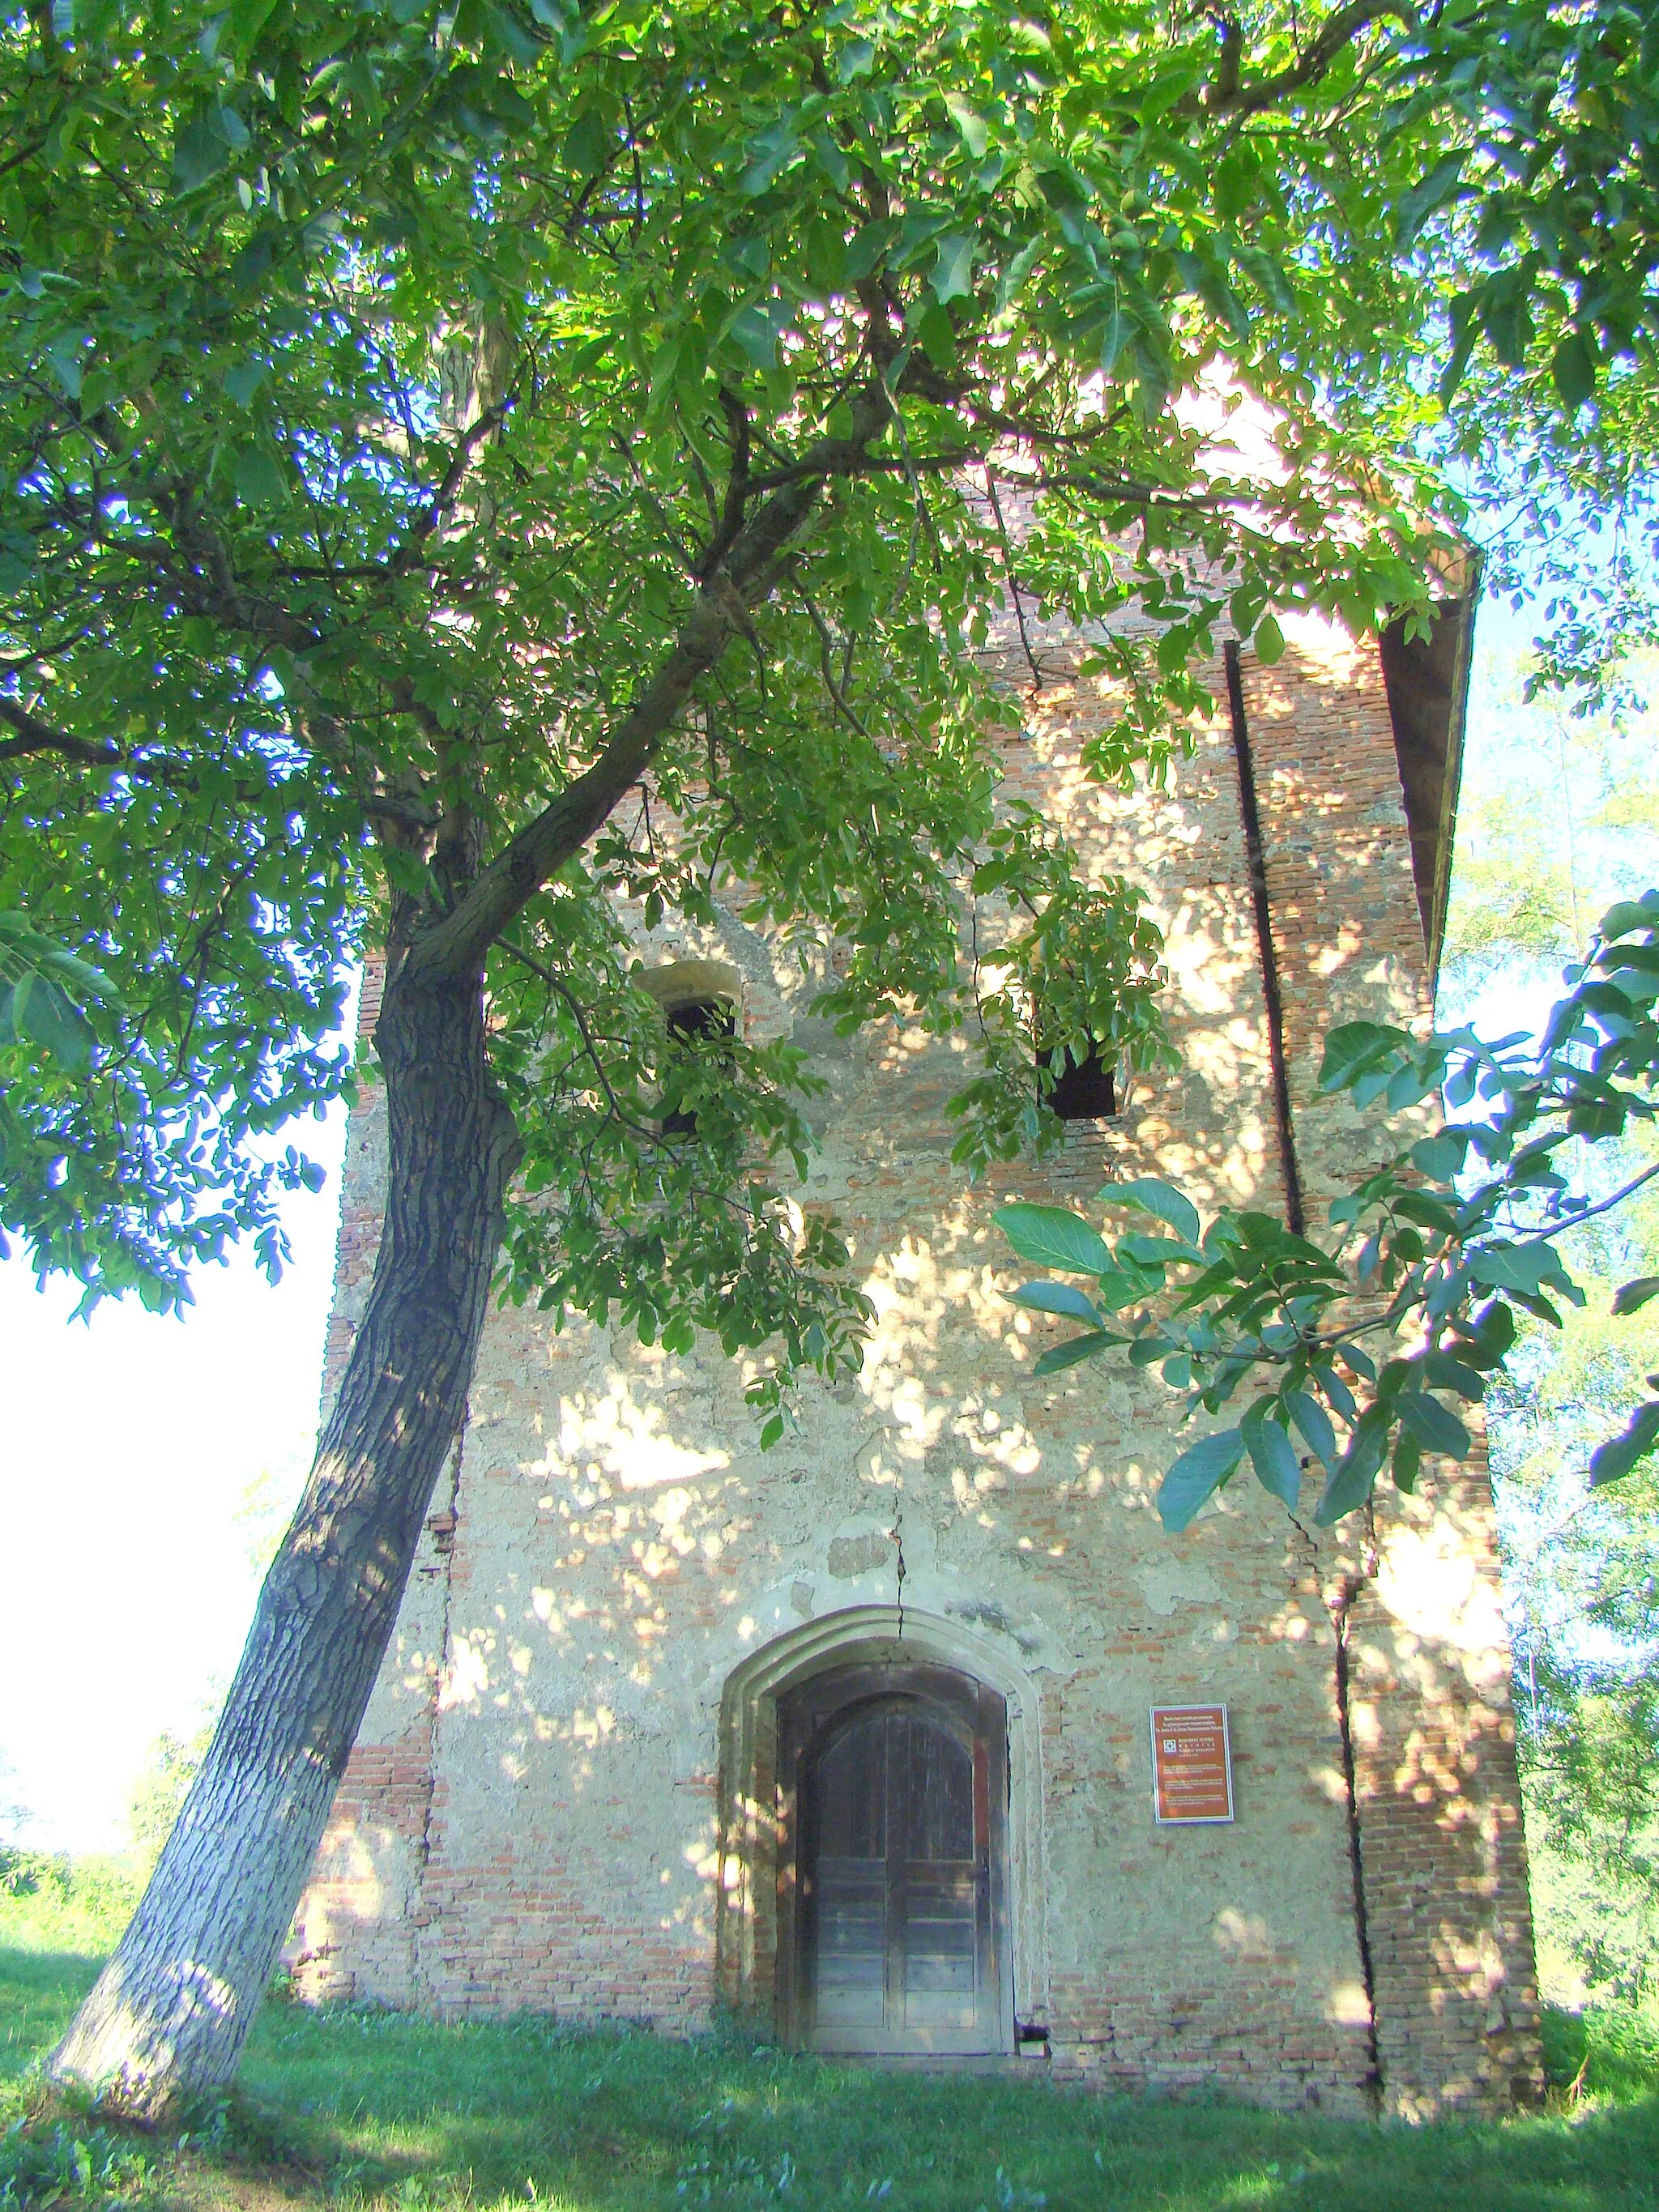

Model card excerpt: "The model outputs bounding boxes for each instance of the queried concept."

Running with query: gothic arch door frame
[776,1662,1013,2056]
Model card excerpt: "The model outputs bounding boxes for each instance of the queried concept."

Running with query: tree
[1433,676,1659,2008]
[2,0,1650,2116]
[996,890,1659,1530]
[0,1754,31,1893]
[127,1711,220,1873]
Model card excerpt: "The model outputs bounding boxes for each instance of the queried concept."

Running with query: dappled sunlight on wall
[296,624,1537,2113]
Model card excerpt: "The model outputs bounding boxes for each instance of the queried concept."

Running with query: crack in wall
[1224,639,1306,1236]
[1287,1506,1384,2113]
[891,1507,906,1640]
[412,1403,467,2006]
[1329,1557,1384,2115]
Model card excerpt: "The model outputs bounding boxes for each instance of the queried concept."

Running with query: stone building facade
[293,599,1543,2118]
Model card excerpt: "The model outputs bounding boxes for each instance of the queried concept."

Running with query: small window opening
[660,998,736,1136]
[1042,1041,1118,1122]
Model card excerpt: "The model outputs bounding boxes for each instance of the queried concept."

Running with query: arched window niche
[715,1607,1048,2056]
[638,961,742,1136]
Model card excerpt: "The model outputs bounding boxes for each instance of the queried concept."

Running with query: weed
[3,1935,1659,2212]
[0,2117,150,2210]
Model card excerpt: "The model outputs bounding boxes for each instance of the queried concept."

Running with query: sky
[0,1102,346,1850]
[2,591,1656,1855]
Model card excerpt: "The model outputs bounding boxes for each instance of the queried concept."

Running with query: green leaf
[1469,1242,1576,1298]
[1158,1428,1245,1532]
[1100,1176,1201,1245]
[1313,1405,1390,1525]
[1232,244,1294,314]
[729,300,791,369]
[1392,1425,1422,1494]
[1,972,95,1070]
[223,357,270,408]
[1031,1329,1117,1375]
[173,107,234,191]
[41,330,87,399]
[232,445,290,507]
[1454,1301,1517,1369]
[1098,284,1128,377]
[1612,1276,1659,1317]
[1241,1400,1302,1507]
[1589,1399,1659,1489]
[1419,1351,1486,1401]
[915,300,956,370]
[564,98,618,177]
[943,96,989,160]
[931,233,976,304]
[1315,1364,1358,1422]
[1598,896,1659,940]
[1254,614,1285,665]
[1397,1392,1471,1459]
[1410,1132,1464,1181]
[1286,1391,1337,1468]
[994,1203,1110,1276]
[1009,1281,1102,1325]
[1319,1021,1408,1093]
[223,0,282,63]
[1120,1233,1196,1268]
[1550,331,1597,412]
[744,123,800,196]
[1395,151,1467,251]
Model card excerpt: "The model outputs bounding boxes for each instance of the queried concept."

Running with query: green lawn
[2,1920,1657,2212]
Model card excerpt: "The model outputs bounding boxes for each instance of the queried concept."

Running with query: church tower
[293,588,1542,2117]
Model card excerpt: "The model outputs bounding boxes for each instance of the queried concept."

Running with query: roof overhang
[1376,548,1481,994]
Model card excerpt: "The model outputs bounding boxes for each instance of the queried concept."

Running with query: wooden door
[784,1669,1009,2056]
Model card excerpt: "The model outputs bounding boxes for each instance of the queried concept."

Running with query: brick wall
[292,618,1540,2116]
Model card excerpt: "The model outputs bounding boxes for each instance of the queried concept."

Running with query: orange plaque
[1149,1704,1235,1825]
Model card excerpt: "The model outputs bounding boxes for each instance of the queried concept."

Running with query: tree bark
[45,384,888,2120]
[49,955,521,2120]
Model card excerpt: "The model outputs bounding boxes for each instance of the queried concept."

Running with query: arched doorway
[777,1663,1012,2056]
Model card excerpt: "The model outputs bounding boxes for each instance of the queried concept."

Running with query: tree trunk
[49,954,520,2120]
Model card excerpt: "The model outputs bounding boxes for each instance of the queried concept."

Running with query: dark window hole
[660,998,736,1136]
[1043,1042,1118,1122]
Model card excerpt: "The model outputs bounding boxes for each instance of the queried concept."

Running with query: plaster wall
[294,624,1541,2116]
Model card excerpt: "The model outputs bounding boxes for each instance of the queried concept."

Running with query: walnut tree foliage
[997,892,1659,1532]
[10,0,1659,2113]
[1,0,1655,1379]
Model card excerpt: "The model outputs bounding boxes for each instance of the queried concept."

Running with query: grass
[2,1902,1657,2212]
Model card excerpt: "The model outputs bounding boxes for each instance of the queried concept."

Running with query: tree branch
[796,584,873,740]
[409,388,894,984]
[1512,1160,1659,1248]
[745,445,979,493]
[983,467,1046,694]
[1032,466,1249,513]
[0,697,118,769]
[388,399,514,576]
[693,386,755,581]
[1202,1,1418,119]
[0,691,437,836]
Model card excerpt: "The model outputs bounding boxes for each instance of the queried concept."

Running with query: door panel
[812,1856,886,2028]
[791,1675,1007,2056]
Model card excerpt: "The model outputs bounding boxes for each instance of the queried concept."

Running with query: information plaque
[1149,1703,1235,1825]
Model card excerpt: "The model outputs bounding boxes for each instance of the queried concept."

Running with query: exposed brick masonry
[294,618,1540,2116]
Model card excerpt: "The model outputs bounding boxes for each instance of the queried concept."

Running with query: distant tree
[6,0,1657,2117]
[126,1716,217,1872]
[1442,648,1659,973]
[0,1754,30,1893]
